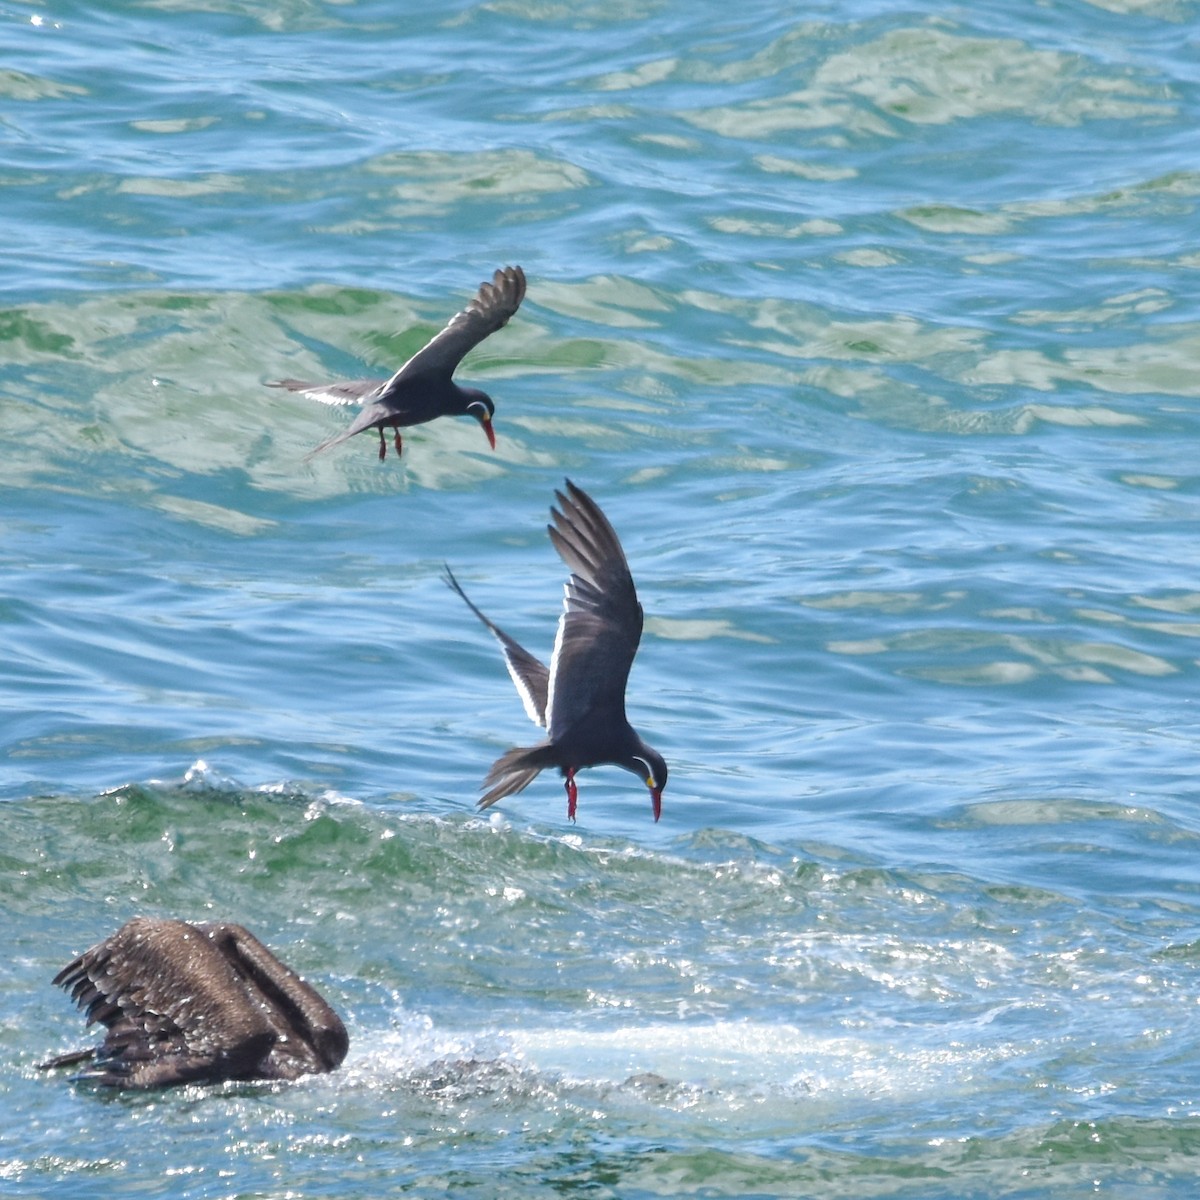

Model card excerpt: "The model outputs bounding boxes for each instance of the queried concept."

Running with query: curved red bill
[650,788,662,822]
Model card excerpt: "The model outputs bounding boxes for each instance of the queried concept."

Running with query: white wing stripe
[501,645,546,728]
[544,589,571,739]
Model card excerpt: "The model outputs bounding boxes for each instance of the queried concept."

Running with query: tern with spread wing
[269,264,526,461]
[445,479,668,823]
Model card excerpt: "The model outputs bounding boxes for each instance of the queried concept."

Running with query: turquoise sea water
[4,0,1200,1195]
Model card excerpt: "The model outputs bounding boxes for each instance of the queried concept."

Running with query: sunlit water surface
[4,1,1200,1196]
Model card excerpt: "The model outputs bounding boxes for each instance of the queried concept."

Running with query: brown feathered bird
[39,917,348,1089]
[445,479,668,823]
[269,264,526,461]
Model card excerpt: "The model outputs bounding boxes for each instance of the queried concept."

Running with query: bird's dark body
[269,265,526,460]
[445,479,667,822]
[40,917,348,1089]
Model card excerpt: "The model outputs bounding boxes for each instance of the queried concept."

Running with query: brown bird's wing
[382,265,526,389]
[43,918,276,1089]
[543,480,643,741]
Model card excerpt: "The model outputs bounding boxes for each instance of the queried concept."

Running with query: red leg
[377,429,387,461]
[394,431,403,457]
[564,769,578,823]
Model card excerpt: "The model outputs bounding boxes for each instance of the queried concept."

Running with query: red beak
[650,788,662,822]
[480,416,496,450]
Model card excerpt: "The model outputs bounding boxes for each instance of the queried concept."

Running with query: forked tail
[478,743,558,810]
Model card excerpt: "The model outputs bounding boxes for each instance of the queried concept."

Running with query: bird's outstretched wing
[45,918,266,1088]
[384,265,526,390]
[42,918,346,1088]
[544,479,643,740]
[444,565,549,727]
[266,378,385,406]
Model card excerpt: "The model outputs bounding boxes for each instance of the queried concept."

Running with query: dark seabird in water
[39,917,348,1089]
[445,479,668,823]
[269,264,526,461]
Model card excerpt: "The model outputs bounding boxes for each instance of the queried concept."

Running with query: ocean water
[4,0,1200,1195]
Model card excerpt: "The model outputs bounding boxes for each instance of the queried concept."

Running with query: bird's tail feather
[478,743,557,810]
[303,428,354,461]
[37,1046,97,1071]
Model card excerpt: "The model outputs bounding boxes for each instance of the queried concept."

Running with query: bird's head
[625,747,668,822]
[311,1020,350,1071]
[461,389,497,449]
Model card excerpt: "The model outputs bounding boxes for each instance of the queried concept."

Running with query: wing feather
[266,378,385,407]
[43,918,346,1087]
[543,481,643,739]
[444,566,549,727]
[44,919,263,1086]
[384,266,526,388]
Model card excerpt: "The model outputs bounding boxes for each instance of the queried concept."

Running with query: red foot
[377,429,387,461]
[565,770,578,823]
[394,432,403,457]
